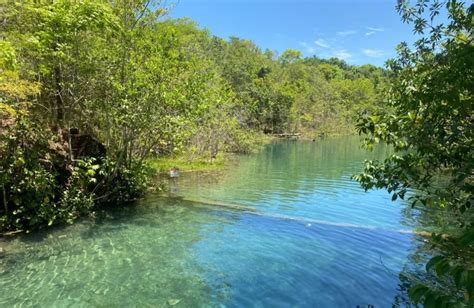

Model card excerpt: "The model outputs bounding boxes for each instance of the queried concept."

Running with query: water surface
[0,137,423,307]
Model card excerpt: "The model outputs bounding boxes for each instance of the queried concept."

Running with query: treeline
[0,1,386,231]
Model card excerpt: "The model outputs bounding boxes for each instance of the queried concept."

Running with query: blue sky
[167,0,418,67]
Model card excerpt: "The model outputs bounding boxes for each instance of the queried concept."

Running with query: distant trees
[207,37,386,136]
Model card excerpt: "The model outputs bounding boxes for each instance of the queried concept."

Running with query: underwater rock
[167,299,181,306]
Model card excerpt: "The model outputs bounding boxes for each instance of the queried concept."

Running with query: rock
[69,128,106,160]
[167,299,181,306]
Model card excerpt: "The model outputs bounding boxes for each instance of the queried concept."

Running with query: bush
[0,114,151,232]
[225,127,268,154]
[94,159,152,205]
[0,114,60,231]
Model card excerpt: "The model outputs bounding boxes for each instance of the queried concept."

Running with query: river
[0,136,425,307]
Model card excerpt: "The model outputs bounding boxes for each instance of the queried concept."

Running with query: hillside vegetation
[0,1,386,231]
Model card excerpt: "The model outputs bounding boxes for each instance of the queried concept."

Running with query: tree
[0,0,390,231]
[278,49,302,65]
[1,1,119,124]
[354,1,473,306]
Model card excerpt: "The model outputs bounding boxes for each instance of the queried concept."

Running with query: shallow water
[0,137,423,307]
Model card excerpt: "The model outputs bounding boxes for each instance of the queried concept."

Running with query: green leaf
[409,284,430,302]
[426,255,445,272]
[392,193,398,201]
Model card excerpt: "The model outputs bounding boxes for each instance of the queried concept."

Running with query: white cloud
[337,30,357,36]
[365,27,384,36]
[367,27,384,32]
[362,49,384,58]
[299,41,316,54]
[333,49,352,61]
[314,39,330,48]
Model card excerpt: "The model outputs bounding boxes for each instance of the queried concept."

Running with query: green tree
[278,48,302,65]
[354,1,473,306]
[0,0,390,231]
[2,1,119,124]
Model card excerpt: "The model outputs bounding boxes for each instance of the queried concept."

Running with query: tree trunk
[54,66,64,123]
[2,186,7,216]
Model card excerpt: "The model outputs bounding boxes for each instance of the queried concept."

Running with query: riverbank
[147,151,242,175]
[0,135,342,236]
[148,156,226,173]
[147,132,358,174]
[147,133,273,174]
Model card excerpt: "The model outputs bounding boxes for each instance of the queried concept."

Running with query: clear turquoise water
[0,137,422,307]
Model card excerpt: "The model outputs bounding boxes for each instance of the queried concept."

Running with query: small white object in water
[169,167,180,178]
[307,223,312,227]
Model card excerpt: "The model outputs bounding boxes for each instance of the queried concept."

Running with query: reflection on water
[0,137,426,307]
[174,137,417,230]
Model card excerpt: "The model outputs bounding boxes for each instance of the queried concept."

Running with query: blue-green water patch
[0,137,425,307]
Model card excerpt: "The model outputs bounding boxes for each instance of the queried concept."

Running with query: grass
[147,155,227,173]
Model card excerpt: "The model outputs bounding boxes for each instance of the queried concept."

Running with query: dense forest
[0,0,472,307]
[0,1,387,231]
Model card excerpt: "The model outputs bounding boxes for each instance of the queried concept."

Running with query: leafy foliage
[354,0,473,306]
[1,1,387,232]
[0,113,94,231]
